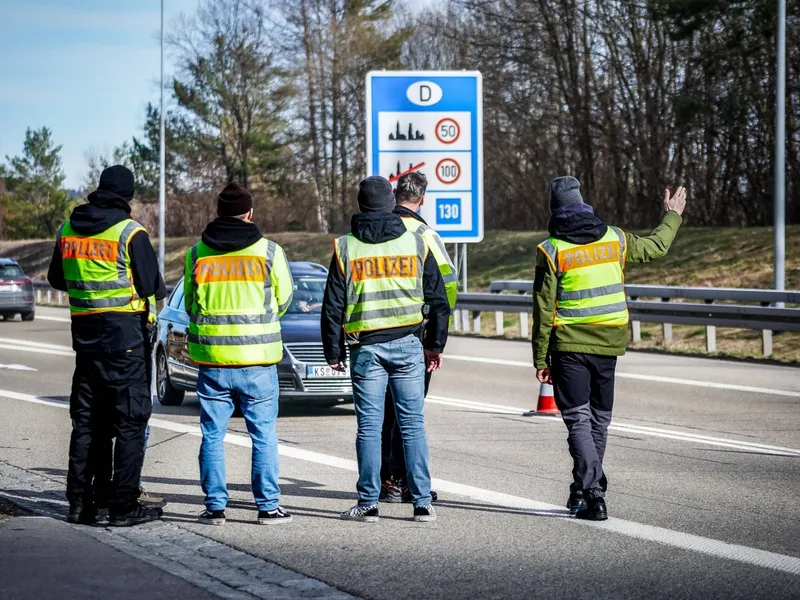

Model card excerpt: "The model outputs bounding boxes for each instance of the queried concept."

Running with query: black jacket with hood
[321,211,450,365]
[47,191,167,354]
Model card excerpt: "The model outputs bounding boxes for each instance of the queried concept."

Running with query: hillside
[4,226,797,290]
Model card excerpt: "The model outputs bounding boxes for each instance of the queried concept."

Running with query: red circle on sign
[435,118,461,144]
[435,158,461,185]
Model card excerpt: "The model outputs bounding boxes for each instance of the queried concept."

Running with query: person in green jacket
[532,176,686,520]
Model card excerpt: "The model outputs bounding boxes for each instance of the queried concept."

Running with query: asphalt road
[1,306,799,600]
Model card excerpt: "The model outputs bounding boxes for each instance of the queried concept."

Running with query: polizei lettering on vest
[196,256,266,284]
[350,255,417,283]
[61,237,118,262]
[559,241,620,272]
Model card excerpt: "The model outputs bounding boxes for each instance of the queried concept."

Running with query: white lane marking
[2,389,800,576]
[446,354,800,399]
[425,394,800,457]
[0,337,73,352]
[0,364,37,372]
[0,344,74,357]
[36,315,71,323]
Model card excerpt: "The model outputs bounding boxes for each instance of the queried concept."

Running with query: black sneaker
[198,509,226,526]
[413,505,437,522]
[566,484,587,515]
[575,496,608,521]
[109,504,163,527]
[67,500,84,524]
[397,480,438,504]
[95,507,109,526]
[257,507,293,525]
[68,500,97,525]
[340,504,379,523]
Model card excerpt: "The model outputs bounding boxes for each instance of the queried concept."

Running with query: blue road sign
[366,71,483,243]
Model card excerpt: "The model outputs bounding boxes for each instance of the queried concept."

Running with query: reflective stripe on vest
[58,219,147,316]
[402,218,458,310]
[187,238,283,366]
[540,227,629,327]
[335,230,427,336]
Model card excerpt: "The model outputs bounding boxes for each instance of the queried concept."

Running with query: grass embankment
[2,226,798,363]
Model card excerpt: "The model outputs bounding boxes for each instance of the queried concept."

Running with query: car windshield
[287,277,326,314]
[0,265,24,278]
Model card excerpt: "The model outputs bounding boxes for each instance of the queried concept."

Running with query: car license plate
[306,365,350,378]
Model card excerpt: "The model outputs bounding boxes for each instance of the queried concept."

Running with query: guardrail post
[472,311,481,333]
[453,310,461,332]
[661,297,672,343]
[761,301,773,356]
[36,289,42,304]
[704,299,716,352]
[461,309,469,332]
[46,289,52,305]
[57,291,63,306]
[520,312,529,338]
[495,311,504,336]
[630,296,641,342]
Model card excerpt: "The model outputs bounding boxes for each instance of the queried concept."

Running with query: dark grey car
[0,258,35,322]
[155,261,352,407]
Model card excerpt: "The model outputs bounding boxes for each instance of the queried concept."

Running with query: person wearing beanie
[47,165,167,527]
[184,181,295,526]
[533,175,687,521]
[321,175,450,523]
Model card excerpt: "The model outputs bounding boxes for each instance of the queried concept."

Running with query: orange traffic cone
[524,382,560,416]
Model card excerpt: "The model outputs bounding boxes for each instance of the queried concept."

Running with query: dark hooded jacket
[321,212,450,365]
[199,216,264,253]
[47,191,167,354]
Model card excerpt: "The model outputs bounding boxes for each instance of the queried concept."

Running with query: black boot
[576,492,607,521]
[68,499,97,525]
[109,504,163,527]
[67,499,83,524]
[566,483,587,515]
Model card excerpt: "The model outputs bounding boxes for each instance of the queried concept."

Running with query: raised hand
[664,186,687,216]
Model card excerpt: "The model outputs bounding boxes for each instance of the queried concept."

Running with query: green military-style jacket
[532,211,682,369]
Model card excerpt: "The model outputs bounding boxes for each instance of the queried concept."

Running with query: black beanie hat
[549,176,584,213]
[98,165,135,201]
[357,176,395,213]
[217,182,253,217]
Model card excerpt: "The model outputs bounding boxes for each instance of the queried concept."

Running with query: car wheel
[157,348,185,406]
[21,311,34,322]
[1,313,14,321]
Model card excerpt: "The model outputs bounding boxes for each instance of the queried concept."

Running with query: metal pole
[158,0,166,275]
[775,0,786,297]
[462,243,468,293]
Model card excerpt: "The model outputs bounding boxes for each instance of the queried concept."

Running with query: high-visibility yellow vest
[57,219,147,317]
[187,238,283,366]
[538,227,629,327]
[334,231,427,335]
[401,217,458,310]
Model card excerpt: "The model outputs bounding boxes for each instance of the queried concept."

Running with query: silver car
[154,261,352,407]
[0,258,35,322]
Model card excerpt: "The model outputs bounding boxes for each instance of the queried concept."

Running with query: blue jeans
[351,334,431,507]
[197,365,281,511]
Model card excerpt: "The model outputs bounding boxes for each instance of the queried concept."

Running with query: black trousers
[381,370,432,482]
[67,344,152,515]
[551,352,616,495]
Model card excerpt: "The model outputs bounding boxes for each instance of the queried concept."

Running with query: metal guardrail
[452,281,800,357]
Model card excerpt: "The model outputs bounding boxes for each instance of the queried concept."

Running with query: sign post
[366,70,484,294]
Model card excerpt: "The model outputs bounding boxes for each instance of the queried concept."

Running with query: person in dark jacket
[533,176,686,521]
[322,175,449,523]
[48,165,167,527]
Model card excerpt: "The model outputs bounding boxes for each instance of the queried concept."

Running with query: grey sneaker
[138,486,166,508]
[413,505,437,522]
[340,504,379,523]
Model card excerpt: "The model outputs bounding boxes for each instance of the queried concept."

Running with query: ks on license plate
[306,365,350,378]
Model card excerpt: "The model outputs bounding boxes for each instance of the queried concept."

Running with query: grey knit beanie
[549,176,584,213]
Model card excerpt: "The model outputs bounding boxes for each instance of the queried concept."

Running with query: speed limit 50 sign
[366,71,484,243]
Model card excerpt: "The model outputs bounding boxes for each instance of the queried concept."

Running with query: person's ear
[247,208,254,222]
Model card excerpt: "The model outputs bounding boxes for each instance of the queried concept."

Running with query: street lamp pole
[775,0,786,295]
[158,0,166,274]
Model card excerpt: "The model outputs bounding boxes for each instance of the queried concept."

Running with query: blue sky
[0,0,201,189]
[0,0,435,190]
